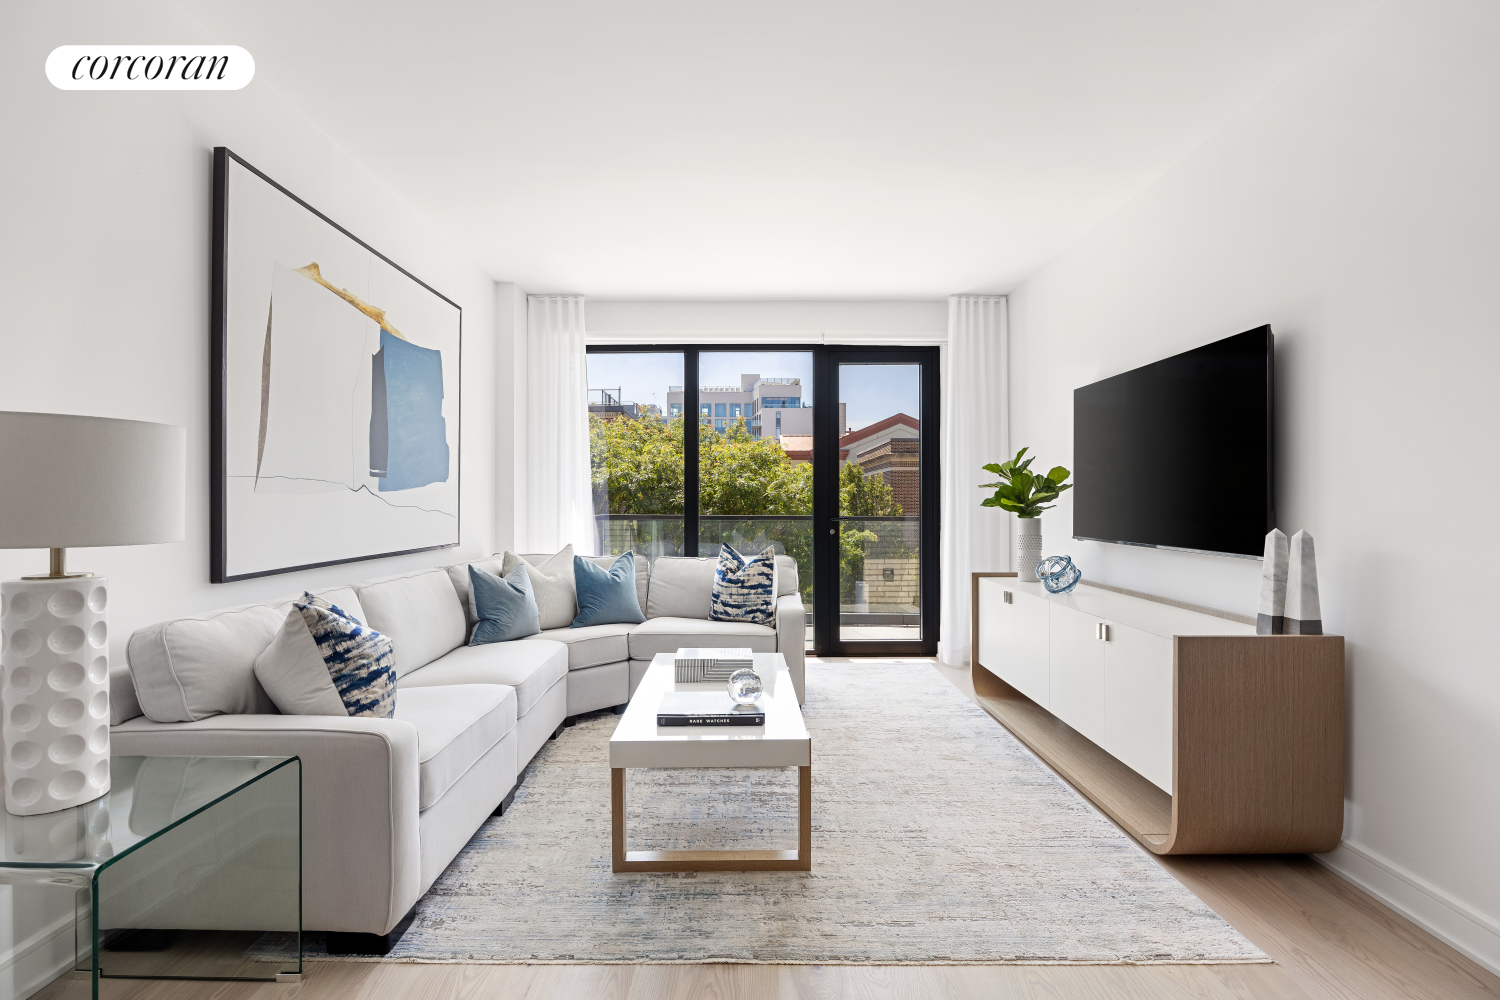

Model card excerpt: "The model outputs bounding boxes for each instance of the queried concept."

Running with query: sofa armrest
[775,593,807,704]
[111,714,421,936]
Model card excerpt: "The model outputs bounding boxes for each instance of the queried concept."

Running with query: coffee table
[609,652,811,873]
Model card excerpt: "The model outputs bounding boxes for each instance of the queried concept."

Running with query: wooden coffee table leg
[797,764,812,871]
[611,767,626,872]
[611,764,812,873]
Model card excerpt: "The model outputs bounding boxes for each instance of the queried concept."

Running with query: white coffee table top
[609,653,811,768]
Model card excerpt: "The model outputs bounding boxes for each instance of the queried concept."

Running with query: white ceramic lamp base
[1,577,111,815]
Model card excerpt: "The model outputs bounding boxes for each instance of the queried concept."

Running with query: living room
[2,1,1497,998]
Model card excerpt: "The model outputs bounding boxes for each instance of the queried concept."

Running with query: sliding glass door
[586,345,937,657]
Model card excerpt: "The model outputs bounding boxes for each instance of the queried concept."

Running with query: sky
[586,351,920,432]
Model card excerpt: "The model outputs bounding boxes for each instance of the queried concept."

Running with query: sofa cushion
[445,555,506,638]
[503,548,577,629]
[627,616,777,660]
[401,639,567,718]
[572,552,646,628]
[775,555,799,597]
[645,554,798,618]
[522,623,631,670]
[355,569,467,677]
[645,556,716,620]
[128,602,282,723]
[469,564,542,644]
[580,552,650,613]
[393,684,516,811]
[254,601,397,718]
[270,586,368,627]
[710,544,778,626]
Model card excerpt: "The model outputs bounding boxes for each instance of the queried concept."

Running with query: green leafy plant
[980,447,1072,519]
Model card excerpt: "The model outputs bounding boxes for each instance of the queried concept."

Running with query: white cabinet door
[1103,623,1174,793]
[977,581,1050,709]
[1049,604,1106,745]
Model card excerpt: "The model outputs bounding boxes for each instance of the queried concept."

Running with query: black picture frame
[210,146,462,583]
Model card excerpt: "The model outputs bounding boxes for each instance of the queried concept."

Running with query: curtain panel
[522,295,597,555]
[938,295,1009,666]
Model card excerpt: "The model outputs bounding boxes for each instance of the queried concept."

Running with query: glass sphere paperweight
[1037,555,1083,594]
[727,668,764,705]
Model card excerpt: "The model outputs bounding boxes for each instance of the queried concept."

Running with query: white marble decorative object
[1283,530,1322,635]
[2,577,112,815]
[1016,518,1044,582]
[1256,529,1289,635]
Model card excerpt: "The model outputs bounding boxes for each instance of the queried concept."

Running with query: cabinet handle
[1096,622,1110,641]
[1003,590,1013,605]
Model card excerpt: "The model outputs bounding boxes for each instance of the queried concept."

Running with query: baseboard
[0,907,76,1000]
[1314,838,1500,977]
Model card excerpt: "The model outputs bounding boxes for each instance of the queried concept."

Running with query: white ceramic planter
[1016,518,1044,582]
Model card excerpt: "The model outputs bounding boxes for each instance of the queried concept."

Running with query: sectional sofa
[108,552,804,949]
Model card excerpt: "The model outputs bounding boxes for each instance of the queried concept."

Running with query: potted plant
[980,448,1072,582]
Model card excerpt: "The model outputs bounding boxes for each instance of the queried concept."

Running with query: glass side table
[0,755,301,999]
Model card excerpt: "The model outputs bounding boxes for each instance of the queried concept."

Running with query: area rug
[298,662,1269,965]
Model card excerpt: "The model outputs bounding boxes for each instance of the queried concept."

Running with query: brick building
[850,437,920,515]
[838,413,921,516]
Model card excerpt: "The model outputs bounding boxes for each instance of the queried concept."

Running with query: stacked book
[657,691,765,727]
[673,647,754,683]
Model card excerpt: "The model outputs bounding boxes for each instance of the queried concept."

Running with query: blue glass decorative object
[1037,555,1083,594]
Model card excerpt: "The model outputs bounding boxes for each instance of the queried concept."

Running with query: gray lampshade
[0,412,186,548]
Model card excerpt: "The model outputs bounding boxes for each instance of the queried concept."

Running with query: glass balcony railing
[594,515,815,650]
[838,516,921,642]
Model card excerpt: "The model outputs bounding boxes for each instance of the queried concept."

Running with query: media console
[971,572,1344,854]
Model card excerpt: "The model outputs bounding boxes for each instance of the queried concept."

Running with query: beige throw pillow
[502,546,576,630]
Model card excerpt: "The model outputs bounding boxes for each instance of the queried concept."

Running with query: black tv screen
[1073,326,1273,558]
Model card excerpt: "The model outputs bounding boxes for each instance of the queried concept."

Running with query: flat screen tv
[1073,326,1273,558]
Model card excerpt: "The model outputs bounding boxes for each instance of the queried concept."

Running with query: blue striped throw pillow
[710,544,778,627]
[294,600,397,718]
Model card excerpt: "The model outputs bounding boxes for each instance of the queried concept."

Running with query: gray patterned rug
[301,662,1268,965]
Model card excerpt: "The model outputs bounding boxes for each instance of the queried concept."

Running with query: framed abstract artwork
[210,147,460,582]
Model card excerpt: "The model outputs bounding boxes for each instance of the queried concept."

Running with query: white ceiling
[190,0,1376,298]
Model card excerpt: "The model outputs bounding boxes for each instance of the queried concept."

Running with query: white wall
[1008,0,1500,972]
[1,7,497,992]
[586,299,947,344]
[1,0,499,635]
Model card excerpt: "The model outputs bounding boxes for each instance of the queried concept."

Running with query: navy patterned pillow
[300,590,362,624]
[710,544,778,627]
[295,601,396,718]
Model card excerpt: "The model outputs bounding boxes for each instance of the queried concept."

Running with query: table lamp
[1,412,185,816]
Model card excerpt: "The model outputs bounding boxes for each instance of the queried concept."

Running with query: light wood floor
[35,658,1500,1000]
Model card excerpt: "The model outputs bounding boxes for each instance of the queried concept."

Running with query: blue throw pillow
[710,544,778,626]
[573,552,646,628]
[470,563,543,644]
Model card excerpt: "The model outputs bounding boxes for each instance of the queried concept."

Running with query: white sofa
[109,553,804,951]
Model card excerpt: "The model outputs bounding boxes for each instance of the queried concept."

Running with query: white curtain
[938,295,1009,666]
[521,295,597,555]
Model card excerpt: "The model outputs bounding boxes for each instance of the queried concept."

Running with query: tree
[588,412,909,609]
[840,460,901,517]
[699,419,812,516]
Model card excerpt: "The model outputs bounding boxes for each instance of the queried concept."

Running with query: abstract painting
[211,148,460,582]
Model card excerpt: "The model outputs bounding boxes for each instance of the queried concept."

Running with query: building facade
[666,374,812,440]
